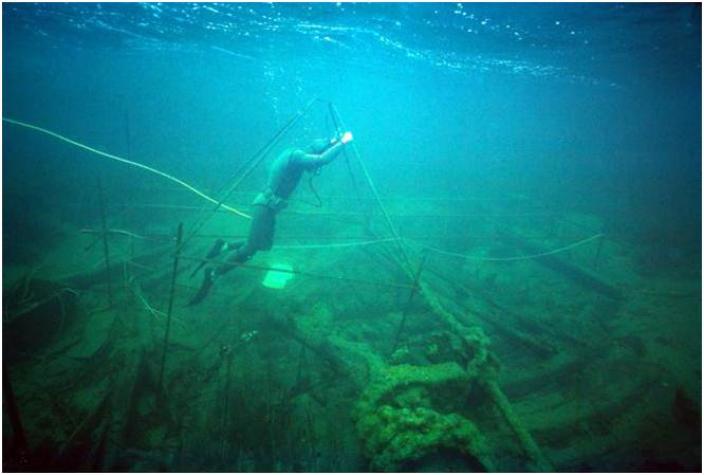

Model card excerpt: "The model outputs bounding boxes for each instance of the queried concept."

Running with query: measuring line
[179,255,415,290]
[410,233,605,262]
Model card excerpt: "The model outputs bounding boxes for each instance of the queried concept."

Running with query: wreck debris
[355,361,496,471]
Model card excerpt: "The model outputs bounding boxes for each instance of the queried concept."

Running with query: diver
[188,130,354,305]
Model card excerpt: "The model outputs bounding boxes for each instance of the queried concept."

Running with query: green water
[2,3,701,472]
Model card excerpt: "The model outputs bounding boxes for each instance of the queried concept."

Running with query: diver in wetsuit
[188,131,354,305]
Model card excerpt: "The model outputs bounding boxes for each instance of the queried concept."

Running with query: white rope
[80,226,397,251]
[80,227,173,241]
[414,233,604,262]
[274,237,400,250]
[3,117,251,219]
[5,118,602,265]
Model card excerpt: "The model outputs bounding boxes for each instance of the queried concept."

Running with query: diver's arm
[296,132,353,169]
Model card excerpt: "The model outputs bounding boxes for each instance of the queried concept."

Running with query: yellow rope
[2,117,252,219]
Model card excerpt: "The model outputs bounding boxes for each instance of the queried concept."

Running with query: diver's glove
[340,131,353,144]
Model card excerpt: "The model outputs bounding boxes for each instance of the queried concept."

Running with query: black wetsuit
[188,139,345,304]
[215,147,324,275]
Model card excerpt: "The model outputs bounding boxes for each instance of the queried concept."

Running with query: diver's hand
[340,131,353,145]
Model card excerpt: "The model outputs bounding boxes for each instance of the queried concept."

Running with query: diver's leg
[215,242,257,276]
[188,206,271,305]
[190,238,233,278]
[227,240,245,250]
[215,206,274,276]
[187,243,257,306]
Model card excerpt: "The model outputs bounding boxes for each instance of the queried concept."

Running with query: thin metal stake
[329,104,415,278]
[97,177,113,307]
[327,102,367,226]
[123,105,132,160]
[158,222,184,393]
[390,252,428,356]
[593,233,605,270]
[220,344,234,466]
[3,362,28,459]
[181,97,319,249]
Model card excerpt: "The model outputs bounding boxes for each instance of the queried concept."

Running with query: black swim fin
[190,239,226,278]
[188,268,215,306]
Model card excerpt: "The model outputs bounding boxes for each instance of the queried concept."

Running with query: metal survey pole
[158,222,184,392]
[3,362,28,459]
[593,233,605,270]
[97,177,113,306]
[327,102,368,228]
[390,252,428,356]
[329,103,415,277]
[181,97,319,249]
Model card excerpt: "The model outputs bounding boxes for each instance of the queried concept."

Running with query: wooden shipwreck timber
[2,204,700,472]
[2,104,700,471]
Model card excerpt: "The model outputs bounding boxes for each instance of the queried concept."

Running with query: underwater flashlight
[341,131,353,144]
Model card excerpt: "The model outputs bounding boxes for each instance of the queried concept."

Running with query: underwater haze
[2,2,702,473]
